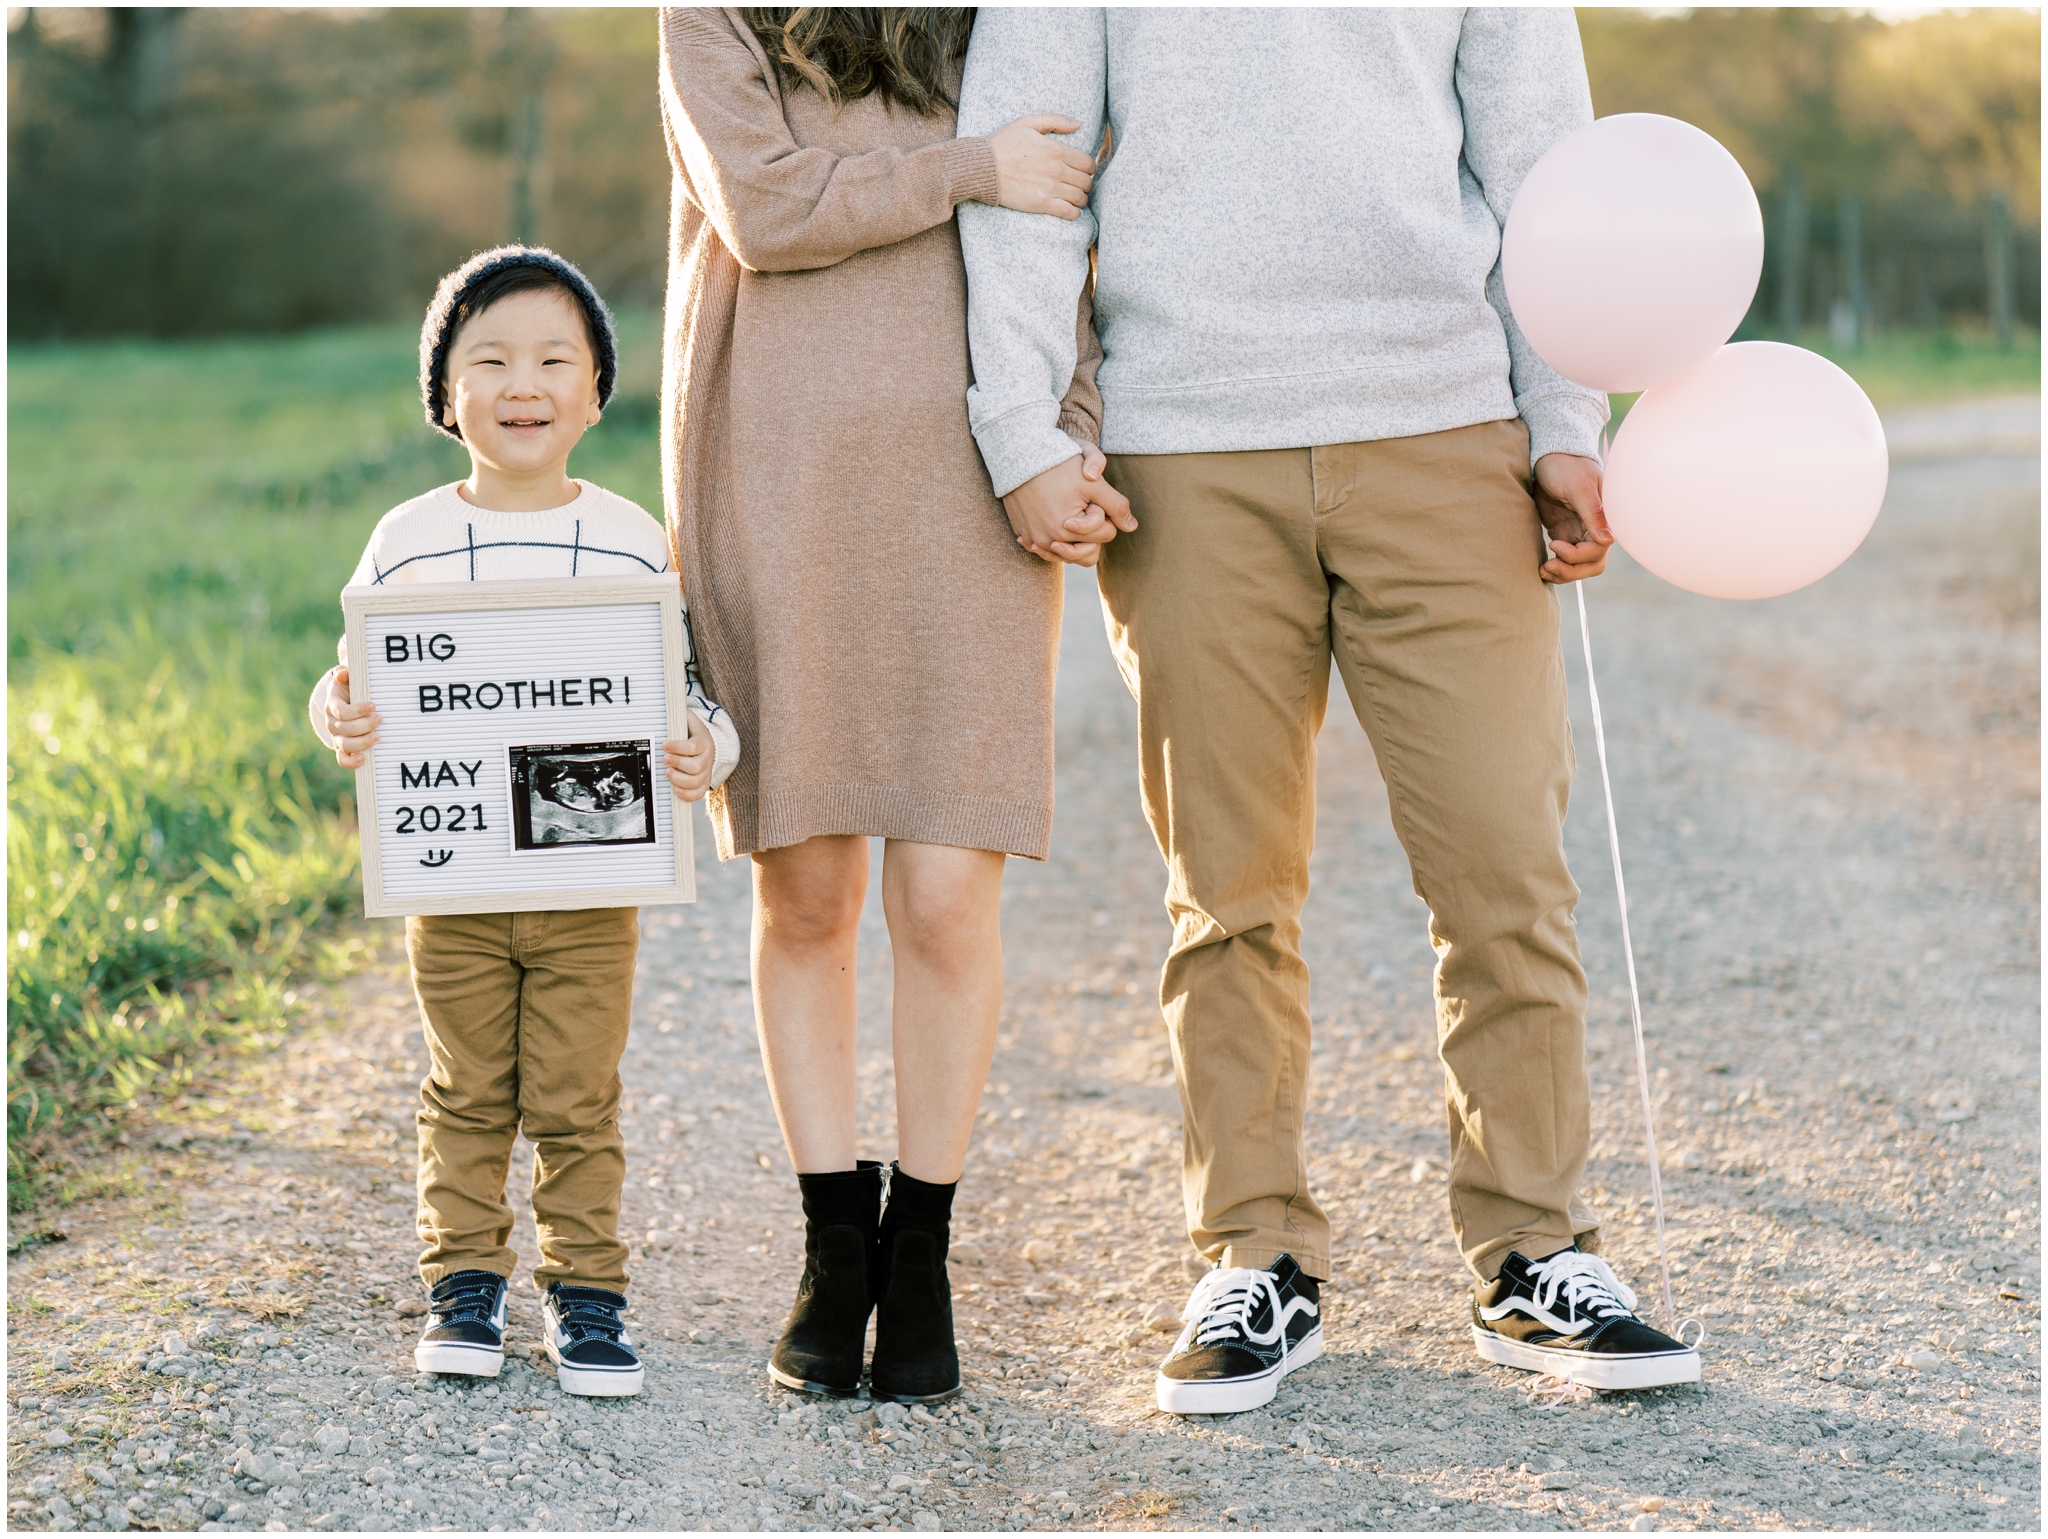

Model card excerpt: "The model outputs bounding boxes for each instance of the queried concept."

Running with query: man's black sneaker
[415,1269,508,1378]
[1472,1247,1700,1390]
[544,1283,644,1397]
[1155,1254,1323,1414]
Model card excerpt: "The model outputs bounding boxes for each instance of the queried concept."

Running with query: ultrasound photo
[508,740,657,852]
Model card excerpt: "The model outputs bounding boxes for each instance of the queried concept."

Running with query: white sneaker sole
[548,1339,644,1398]
[1470,1326,1700,1390]
[1155,1326,1323,1415]
[414,1341,503,1378]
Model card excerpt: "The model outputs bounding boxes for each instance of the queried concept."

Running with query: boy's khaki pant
[1100,419,1600,1283]
[407,908,639,1294]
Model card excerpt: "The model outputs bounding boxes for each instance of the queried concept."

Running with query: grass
[6,309,667,1206]
[1606,325,2040,435]
[1806,325,2041,407]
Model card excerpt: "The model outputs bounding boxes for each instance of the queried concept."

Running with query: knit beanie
[419,245,619,442]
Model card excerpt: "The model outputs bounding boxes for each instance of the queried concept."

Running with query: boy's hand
[663,711,715,802]
[327,665,381,770]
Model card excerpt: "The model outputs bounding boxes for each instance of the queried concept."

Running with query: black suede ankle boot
[869,1162,960,1403]
[769,1161,882,1396]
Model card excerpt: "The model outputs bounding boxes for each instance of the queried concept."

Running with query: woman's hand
[1002,451,1135,567]
[327,666,381,770]
[1043,444,1137,566]
[663,712,715,802]
[988,115,1096,220]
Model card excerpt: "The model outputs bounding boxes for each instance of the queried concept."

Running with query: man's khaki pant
[407,908,639,1294]
[1101,419,1599,1283]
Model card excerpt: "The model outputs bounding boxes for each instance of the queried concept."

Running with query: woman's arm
[657,8,997,274]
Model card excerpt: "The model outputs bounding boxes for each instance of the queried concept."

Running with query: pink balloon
[1504,114,1764,393]
[1603,343,1889,601]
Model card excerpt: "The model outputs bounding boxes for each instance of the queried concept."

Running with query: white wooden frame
[342,574,696,918]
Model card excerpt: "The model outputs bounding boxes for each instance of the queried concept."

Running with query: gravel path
[8,398,2039,1533]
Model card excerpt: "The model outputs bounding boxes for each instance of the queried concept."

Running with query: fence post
[1832,191,1865,351]
[1776,163,1808,338]
[1984,193,2015,352]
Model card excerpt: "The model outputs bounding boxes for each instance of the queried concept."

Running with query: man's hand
[1003,449,1136,567]
[1533,452,1614,584]
[326,665,381,770]
[663,711,715,802]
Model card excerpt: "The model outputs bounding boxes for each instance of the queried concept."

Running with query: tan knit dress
[656,8,1100,861]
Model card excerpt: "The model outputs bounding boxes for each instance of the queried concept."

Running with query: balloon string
[1572,577,1680,1336]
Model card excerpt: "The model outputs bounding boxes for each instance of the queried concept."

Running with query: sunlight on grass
[8,639,360,1128]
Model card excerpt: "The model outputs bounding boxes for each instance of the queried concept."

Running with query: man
[958,8,1701,1414]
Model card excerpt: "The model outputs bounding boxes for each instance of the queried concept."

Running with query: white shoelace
[1523,1372,1596,1407]
[1525,1250,1639,1324]
[1516,1254,1641,1408]
[1174,1267,1288,1356]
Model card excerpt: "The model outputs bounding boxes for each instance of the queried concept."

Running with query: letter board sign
[341,574,696,917]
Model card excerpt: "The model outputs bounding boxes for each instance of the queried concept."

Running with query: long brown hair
[741,8,974,115]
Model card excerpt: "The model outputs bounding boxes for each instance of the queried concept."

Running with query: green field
[5,311,666,1201]
[5,314,2038,1204]
[1606,327,2041,434]
[1801,327,2041,407]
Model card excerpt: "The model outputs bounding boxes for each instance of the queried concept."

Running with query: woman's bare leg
[881,839,1007,1184]
[752,835,869,1174]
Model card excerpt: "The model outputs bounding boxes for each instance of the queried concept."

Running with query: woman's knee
[755,844,866,947]
[886,859,1002,959]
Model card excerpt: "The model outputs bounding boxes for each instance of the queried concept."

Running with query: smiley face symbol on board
[419,850,454,868]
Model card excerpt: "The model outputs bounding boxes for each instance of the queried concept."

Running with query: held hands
[1002,445,1137,568]
[663,712,715,802]
[326,666,381,770]
[1533,452,1614,584]
[988,115,1097,220]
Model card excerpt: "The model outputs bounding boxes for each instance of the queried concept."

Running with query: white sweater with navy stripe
[308,480,741,785]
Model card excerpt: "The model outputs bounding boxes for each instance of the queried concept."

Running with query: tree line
[1580,7,2038,349]
[7,7,667,338]
[7,7,2039,344]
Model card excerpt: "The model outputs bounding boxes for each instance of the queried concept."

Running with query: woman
[656,7,1121,1402]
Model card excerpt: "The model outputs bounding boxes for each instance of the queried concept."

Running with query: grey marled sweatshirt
[957,6,1611,496]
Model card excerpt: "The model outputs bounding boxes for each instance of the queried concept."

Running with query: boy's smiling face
[441,286,602,488]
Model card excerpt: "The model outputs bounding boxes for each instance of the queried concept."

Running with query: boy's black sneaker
[1472,1247,1700,1390]
[1155,1254,1323,1415]
[544,1283,644,1397]
[415,1269,508,1378]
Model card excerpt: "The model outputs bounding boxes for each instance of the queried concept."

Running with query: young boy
[309,246,738,1397]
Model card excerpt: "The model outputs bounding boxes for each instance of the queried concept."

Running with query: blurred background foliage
[5,7,2040,1202]
[1579,6,2039,352]
[8,6,668,335]
[6,6,2038,346]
